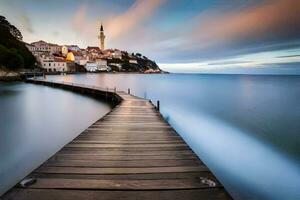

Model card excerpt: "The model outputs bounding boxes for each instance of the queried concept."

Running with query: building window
[49,63,51,66]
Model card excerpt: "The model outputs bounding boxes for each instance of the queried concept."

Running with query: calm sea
[0,82,111,195]
[1,73,300,199]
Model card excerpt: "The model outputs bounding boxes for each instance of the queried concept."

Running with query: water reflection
[0,82,111,195]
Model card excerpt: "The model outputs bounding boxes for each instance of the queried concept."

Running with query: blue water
[46,73,300,200]
[0,82,111,195]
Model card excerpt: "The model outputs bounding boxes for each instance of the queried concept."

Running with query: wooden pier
[2,79,232,200]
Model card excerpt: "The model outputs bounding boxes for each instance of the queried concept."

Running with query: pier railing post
[128,88,130,94]
[106,87,108,101]
[157,100,160,111]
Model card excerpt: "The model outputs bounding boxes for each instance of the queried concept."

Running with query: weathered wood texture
[2,80,232,200]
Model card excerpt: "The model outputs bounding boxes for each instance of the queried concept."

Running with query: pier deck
[2,80,232,200]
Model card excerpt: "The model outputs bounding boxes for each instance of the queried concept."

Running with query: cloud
[19,14,34,33]
[61,0,300,64]
[186,0,300,51]
[150,0,300,63]
[105,0,166,40]
[71,5,97,39]
[0,0,34,34]
[71,0,166,48]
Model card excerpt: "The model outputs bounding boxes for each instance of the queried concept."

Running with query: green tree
[0,15,35,69]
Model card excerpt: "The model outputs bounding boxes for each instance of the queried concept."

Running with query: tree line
[0,16,36,69]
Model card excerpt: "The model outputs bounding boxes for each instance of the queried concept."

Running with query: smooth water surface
[47,73,300,200]
[0,82,111,195]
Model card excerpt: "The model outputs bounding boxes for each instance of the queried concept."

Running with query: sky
[1,0,300,74]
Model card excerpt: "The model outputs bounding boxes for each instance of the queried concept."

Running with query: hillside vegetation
[0,16,36,69]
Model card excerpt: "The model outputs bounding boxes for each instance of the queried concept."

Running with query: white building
[85,62,98,72]
[26,41,61,56]
[79,59,88,66]
[40,56,67,72]
[129,59,138,64]
[96,59,109,71]
[25,43,35,52]
[49,44,61,54]
[26,41,49,56]
[112,50,122,59]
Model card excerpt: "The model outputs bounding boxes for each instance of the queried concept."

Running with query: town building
[66,51,84,64]
[86,46,101,53]
[129,59,138,64]
[62,45,81,56]
[49,44,61,54]
[26,41,61,56]
[86,46,102,59]
[85,62,98,72]
[40,55,67,72]
[96,59,109,71]
[112,50,122,59]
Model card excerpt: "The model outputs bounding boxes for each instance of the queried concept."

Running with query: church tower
[98,23,105,50]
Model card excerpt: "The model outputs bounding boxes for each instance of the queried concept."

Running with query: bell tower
[98,22,105,50]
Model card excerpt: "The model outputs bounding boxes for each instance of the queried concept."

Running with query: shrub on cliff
[0,16,35,69]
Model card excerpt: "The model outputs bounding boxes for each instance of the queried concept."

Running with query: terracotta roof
[54,57,66,62]
[86,46,101,51]
[70,51,83,56]
[31,40,47,45]
[103,49,114,53]
[49,43,60,47]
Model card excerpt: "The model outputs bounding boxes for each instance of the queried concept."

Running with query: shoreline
[0,69,169,82]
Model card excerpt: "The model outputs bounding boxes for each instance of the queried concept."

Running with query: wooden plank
[81,132,179,137]
[3,188,231,200]
[61,147,191,151]
[57,150,195,156]
[31,172,217,181]
[35,166,209,174]
[44,159,201,168]
[24,178,221,190]
[86,127,173,131]
[51,154,198,161]
[72,137,184,144]
[66,143,188,148]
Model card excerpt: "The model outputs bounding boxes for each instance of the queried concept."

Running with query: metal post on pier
[128,88,130,94]
[106,87,108,101]
[157,100,160,111]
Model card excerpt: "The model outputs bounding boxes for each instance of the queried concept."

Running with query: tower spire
[98,21,105,50]
[100,22,104,32]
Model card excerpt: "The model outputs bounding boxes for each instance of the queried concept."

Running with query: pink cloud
[187,0,300,50]
[105,0,166,40]
[71,0,166,49]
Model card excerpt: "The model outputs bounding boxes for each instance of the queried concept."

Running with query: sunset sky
[1,0,300,73]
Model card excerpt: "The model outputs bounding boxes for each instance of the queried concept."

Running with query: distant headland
[0,15,164,80]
